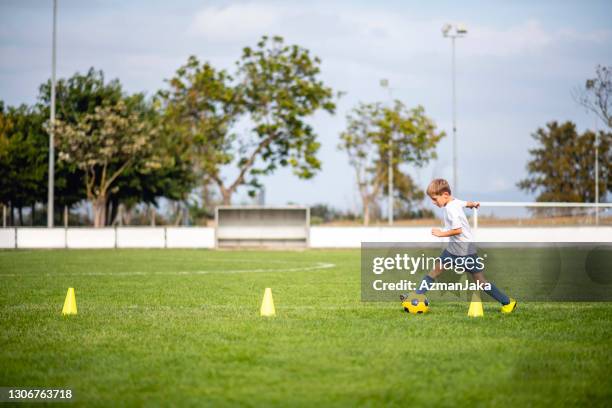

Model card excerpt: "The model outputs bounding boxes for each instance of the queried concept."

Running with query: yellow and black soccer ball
[402,294,430,314]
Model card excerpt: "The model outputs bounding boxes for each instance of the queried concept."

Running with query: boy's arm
[432,228,462,237]
[465,201,480,209]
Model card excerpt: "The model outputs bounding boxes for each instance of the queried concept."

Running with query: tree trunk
[18,207,23,226]
[30,204,35,226]
[122,205,132,226]
[372,201,381,222]
[92,196,107,227]
[150,205,156,227]
[363,198,370,226]
[121,205,132,225]
[117,204,124,226]
[221,188,232,205]
[113,198,120,225]
[105,198,112,226]
[173,201,183,226]
[107,196,119,226]
[201,185,211,215]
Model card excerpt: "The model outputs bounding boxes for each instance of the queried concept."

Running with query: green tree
[104,94,196,225]
[105,141,195,226]
[0,103,47,225]
[161,35,337,205]
[518,121,611,204]
[158,56,241,208]
[339,101,445,225]
[38,68,124,215]
[40,69,195,226]
[38,68,123,121]
[54,99,161,227]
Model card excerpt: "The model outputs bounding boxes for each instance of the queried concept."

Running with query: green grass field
[1,249,611,407]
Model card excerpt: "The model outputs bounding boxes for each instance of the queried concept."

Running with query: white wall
[67,228,115,249]
[309,227,440,248]
[1,227,216,249]
[17,228,66,249]
[166,227,215,248]
[2,226,610,249]
[0,228,16,248]
[116,227,166,248]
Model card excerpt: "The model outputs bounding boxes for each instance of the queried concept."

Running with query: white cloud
[465,20,553,57]
[466,20,611,58]
[189,3,285,42]
[187,3,611,61]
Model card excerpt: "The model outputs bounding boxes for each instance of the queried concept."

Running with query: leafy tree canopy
[339,101,445,225]
[518,121,611,203]
[160,35,337,204]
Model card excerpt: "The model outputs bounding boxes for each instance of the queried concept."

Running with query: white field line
[0,262,336,277]
[1,304,371,312]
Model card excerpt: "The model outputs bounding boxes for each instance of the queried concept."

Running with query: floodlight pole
[442,24,466,195]
[47,0,57,228]
[389,128,393,226]
[595,115,599,225]
[380,79,394,225]
[451,35,457,194]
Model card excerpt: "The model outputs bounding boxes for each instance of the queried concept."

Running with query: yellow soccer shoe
[501,299,517,314]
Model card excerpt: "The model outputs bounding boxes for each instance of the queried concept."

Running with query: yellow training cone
[260,288,276,317]
[62,287,77,315]
[467,292,483,317]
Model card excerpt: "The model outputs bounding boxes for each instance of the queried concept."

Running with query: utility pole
[380,79,394,225]
[442,23,467,194]
[451,35,457,192]
[48,0,57,227]
[595,115,599,225]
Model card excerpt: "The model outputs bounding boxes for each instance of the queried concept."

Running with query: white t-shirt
[442,198,475,256]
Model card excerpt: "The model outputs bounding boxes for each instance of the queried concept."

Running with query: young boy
[401,178,517,313]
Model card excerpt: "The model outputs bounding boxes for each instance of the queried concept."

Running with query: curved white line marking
[0,262,336,277]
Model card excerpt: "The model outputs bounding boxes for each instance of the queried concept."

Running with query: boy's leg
[411,250,451,297]
[470,272,510,306]
[416,265,443,294]
[400,264,443,300]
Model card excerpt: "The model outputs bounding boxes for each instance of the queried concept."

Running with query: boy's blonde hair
[427,178,452,197]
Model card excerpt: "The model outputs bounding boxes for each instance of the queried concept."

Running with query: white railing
[472,202,612,229]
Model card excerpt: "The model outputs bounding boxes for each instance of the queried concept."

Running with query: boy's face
[429,192,451,208]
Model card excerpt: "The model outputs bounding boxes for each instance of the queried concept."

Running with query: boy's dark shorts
[440,249,484,273]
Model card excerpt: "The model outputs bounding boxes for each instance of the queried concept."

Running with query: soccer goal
[215,206,310,248]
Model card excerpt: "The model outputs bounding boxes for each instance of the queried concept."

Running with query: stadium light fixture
[441,23,452,36]
[48,0,57,227]
[441,23,467,195]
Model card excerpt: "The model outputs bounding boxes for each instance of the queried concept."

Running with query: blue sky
[1,0,611,211]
